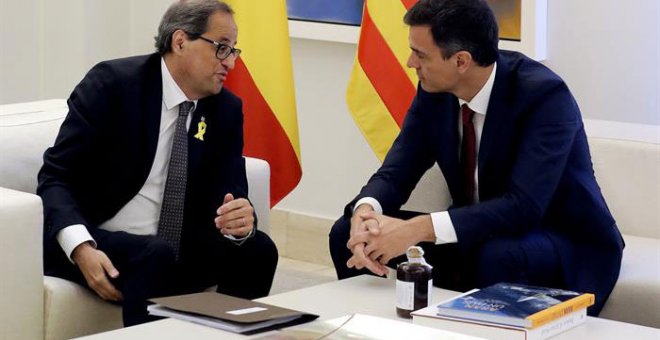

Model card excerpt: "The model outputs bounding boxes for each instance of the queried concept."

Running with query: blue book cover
[436,283,591,328]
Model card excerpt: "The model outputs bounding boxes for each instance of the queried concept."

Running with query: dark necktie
[158,101,193,260]
[460,104,477,204]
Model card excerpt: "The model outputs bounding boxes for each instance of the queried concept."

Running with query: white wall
[1,0,658,220]
[0,0,40,103]
[544,0,660,125]
[284,38,381,219]
[0,0,169,103]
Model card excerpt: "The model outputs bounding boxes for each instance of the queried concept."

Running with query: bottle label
[396,279,414,310]
[427,279,433,305]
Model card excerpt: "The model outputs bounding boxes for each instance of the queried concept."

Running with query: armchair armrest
[0,187,44,340]
[245,157,271,235]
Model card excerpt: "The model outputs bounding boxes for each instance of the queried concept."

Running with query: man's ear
[455,51,473,74]
[171,29,188,54]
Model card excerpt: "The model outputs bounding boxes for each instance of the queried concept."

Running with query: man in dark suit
[38,0,277,326]
[329,0,623,315]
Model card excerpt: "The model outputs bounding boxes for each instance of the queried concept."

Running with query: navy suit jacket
[38,53,250,261]
[349,51,623,313]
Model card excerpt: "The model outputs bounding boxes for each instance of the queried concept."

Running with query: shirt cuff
[430,211,458,244]
[223,227,255,246]
[353,197,383,215]
[56,224,97,263]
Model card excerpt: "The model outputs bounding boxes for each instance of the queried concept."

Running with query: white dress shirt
[354,63,498,245]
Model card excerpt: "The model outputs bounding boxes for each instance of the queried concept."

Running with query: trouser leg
[474,231,563,288]
[182,230,279,299]
[95,231,177,326]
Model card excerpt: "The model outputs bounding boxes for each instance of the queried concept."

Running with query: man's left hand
[215,193,254,237]
[347,211,420,265]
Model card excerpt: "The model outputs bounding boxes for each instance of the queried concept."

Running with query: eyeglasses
[197,36,242,61]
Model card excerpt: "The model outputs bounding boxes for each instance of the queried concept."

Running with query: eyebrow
[217,37,238,46]
[204,34,230,43]
[410,47,427,57]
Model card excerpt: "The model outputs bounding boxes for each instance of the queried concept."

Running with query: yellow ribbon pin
[194,116,207,141]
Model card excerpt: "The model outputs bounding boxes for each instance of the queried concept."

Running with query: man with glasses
[38,0,277,326]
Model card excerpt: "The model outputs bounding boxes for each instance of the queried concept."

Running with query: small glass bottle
[396,246,433,318]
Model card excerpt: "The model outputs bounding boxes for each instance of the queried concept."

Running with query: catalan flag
[347,0,419,161]
[224,0,301,206]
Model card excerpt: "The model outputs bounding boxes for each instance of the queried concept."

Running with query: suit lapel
[142,55,164,181]
[432,93,462,201]
[187,104,206,176]
[478,54,515,199]
[187,95,222,177]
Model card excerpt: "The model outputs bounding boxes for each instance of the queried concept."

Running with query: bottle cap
[406,246,424,259]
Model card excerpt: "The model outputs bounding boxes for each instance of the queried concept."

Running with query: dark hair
[154,0,234,55]
[404,0,499,66]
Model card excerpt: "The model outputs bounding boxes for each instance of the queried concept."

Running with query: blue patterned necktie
[158,101,193,261]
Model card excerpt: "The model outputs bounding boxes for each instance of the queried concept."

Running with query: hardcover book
[413,306,587,340]
[434,283,594,328]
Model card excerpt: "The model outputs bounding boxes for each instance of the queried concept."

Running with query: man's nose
[221,54,237,70]
[406,54,417,68]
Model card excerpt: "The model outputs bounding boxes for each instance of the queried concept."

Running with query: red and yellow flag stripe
[347,0,418,161]
[224,0,301,206]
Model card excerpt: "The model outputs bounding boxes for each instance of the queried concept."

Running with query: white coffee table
[77,275,660,339]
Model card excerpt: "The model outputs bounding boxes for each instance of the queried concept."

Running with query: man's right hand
[71,242,123,301]
[346,204,389,276]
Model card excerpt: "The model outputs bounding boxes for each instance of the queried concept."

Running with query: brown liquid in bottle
[396,246,433,318]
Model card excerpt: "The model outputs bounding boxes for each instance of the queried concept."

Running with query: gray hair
[154,0,234,55]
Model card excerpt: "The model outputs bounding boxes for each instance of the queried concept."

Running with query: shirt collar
[458,62,497,116]
[161,57,198,111]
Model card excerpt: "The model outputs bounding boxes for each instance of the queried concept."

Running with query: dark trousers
[45,229,278,327]
[329,211,563,293]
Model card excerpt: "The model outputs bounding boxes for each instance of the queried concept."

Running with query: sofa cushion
[402,165,452,213]
[245,157,271,234]
[44,276,122,340]
[0,99,67,194]
[590,138,660,239]
[599,234,660,328]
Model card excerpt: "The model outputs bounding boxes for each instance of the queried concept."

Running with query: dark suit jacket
[348,51,624,314]
[38,53,251,262]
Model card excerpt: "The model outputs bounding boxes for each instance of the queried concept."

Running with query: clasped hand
[214,193,254,237]
[346,210,415,276]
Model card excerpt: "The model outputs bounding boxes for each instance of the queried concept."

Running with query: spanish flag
[346,0,418,161]
[224,0,302,206]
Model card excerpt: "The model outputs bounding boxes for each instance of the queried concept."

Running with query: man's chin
[419,82,438,93]
[419,82,440,93]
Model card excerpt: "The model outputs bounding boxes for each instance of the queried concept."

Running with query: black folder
[148,292,319,335]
